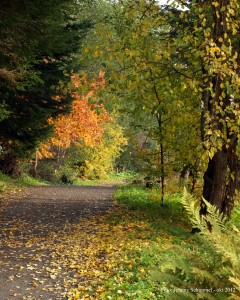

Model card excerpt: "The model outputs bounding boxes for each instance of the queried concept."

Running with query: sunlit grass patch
[17,173,48,186]
[65,212,164,299]
[114,185,187,226]
[0,180,6,192]
[74,172,137,186]
[0,171,47,193]
[67,185,192,299]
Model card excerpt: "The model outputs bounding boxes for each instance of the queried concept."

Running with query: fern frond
[191,267,219,286]
[196,292,219,300]
[229,277,240,293]
[180,189,240,298]
[181,188,202,228]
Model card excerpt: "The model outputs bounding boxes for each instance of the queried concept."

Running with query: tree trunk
[160,139,165,206]
[34,150,38,172]
[150,66,166,206]
[203,144,238,216]
[157,113,165,206]
[0,153,21,178]
[201,0,239,216]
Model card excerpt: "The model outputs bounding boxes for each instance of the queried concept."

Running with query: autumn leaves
[38,71,111,159]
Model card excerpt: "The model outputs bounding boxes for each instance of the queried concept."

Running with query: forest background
[1,0,239,214]
[0,0,240,299]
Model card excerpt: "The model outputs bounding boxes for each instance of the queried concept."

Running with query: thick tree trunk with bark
[203,144,238,216]
[201,0,240,216]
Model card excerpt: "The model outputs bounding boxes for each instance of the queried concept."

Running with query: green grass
[0,172,47,197]
[101,184,240,299]
[114,185,185,220]
[231,205,240,226]
[74,171,138,186]
[1,171,239,299]
[100,184,193,299]
[16,174,48,186]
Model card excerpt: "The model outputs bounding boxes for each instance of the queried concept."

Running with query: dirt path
[0,185,115,300]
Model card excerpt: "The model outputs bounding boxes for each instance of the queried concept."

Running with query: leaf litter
[0,185,188,299]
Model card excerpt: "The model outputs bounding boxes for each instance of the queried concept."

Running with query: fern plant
[153,189,240,300]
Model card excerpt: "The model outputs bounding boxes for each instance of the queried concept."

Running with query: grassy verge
[1,171,238,299]
[74,172,137,186]
[68,184,239,299]
[67,185,194,299]
[0,172,47,197]
[102,185,192,299]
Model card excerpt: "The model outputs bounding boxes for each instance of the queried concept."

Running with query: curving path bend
[0,185,115,300]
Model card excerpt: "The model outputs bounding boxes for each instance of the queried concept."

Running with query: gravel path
[0,185,116,300]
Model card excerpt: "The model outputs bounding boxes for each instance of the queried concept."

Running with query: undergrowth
[68,184,193,299]
[1,173,239,299]
[155,189,240,300]
[68,184,240,300]
[0,172,47,197]
[74,171,137,186]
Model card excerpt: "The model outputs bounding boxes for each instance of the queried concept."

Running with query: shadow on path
[0,185,115,300]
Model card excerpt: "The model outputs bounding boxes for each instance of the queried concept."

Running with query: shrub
[152,189,240,299]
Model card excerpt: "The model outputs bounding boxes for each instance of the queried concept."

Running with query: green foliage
[97,184,191,299]
[115,186,150,208]
[107,171,137,181]
[17,174,48,186]
[57,165,78,185]
[182,190,240,278]
[35,120,127,183]
[0,171,47,198]
[80,0,240,212]
[153,189,240,299]
[81,0,205,189]
[73,171,137,186]
[0,101,10,122]
[114,184,184,221]
[0,0,93,175]
[60,122,127,180]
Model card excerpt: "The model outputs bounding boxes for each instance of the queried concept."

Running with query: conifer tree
[0,0,93,175]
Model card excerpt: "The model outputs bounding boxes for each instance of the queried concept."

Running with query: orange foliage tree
[38,70,111,159]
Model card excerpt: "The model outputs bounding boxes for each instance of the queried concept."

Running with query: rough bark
[203,144,238,216]
[201,0,239,216]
